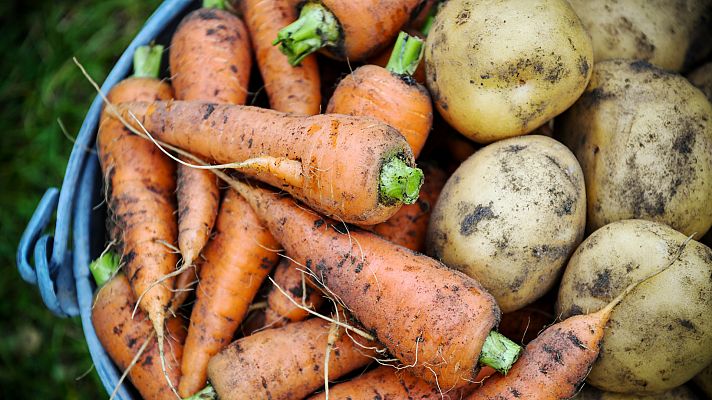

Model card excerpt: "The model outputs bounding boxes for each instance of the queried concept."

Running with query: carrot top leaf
[132,45,163,79]
[272,2,340,66]
[89,252,120,287]
[184,384,216,400]
[202,0,226,9]
[479,331,522,375]
[386,31,425,77]
[379,156,424,205]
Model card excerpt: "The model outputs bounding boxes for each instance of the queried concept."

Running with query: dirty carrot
[327,31,433,157]
[114,100,423,225]
[96,45,177,378]
[169,0,252,308]
[263,258,325,327]
[241,0,321,114]
[273,0,426,64]
[178,189,280,397]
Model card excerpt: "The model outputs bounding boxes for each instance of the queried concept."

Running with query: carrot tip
[273,2,340,66]
[479,331,522,375]
[379,156,424,205]
[183,384,216,400]
[89,252,120,287]
[133,45,163,79]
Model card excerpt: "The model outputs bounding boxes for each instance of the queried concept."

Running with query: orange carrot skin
[327,64,432,157]
[467,312,606,400]
[118,101,415,225]
[265,258,325,323]
[207,318,376,400]
[178,189,280,397]
[92,274,186,400]
[371,165,446,252]
[368,29,427,84]
[97,78,177,336]
[242,0,321,115]
[241,185,500,389]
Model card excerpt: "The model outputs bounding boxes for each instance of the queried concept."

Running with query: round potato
[424,0,593,143]
[556,219,712,393]
[568,0,712,72]
[687,62,712,102]
[572,384,704,400]
[426,135,586,312]
[558,59,712,238]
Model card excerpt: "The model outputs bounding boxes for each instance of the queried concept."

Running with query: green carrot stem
[183,384,216,400]
[385,31,424,76]
[379,156,424,205]
[89,252,120,287]
[272,2,340,66]
[133,45,163,79]
[202,0,226,9]
[479,331,522,375]
[420,14,435,36]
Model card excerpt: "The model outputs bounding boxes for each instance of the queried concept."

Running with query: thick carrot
[90,254,186,400]
[327,31,432,157]
[371,164,447,252]
[217,181,520,390]
[114,101,424,225]
[241,0,321,115]
[273,0,426,64]
[203,318,377,400]
[169,0,252,309]
[263,258,326,327]
[97,45,177,367]
[178,189,281,397]
[368,28,427,84]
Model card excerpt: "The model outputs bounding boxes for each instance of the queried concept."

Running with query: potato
[688,62,712,101]
[567,0,712,72]
[572,384,704,400]
[556,219,712,393]
[426,135,585,312]
[558,59,712,238]
[693,364,712,398]
[424,0,592,143]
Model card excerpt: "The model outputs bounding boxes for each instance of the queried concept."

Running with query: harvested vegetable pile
[83,0,712,399]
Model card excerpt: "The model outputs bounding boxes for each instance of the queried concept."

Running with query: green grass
[0,0,162,398]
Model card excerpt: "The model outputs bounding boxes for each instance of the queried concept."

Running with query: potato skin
[556,219,712,393]
[572,384,704,400]
[426,135,586,312]
[567,0,712,72]
[558,59,712,238]
[424,0,592,143]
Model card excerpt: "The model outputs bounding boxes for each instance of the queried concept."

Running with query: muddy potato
[572,384,704,400]
[688,62,712,101]
[558,60,712,238]
[568,0,712,72]
[557,219,712,393]
[693,364,712,397]
[426,135,586,312]
[424,0,593,143]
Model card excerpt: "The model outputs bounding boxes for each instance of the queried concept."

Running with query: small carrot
[114,101,424,225]
[90,253,186,400]
[169,0,252,309]
[178,189,281,397]
[327,31,432,157]
[240,0,321,115]
[263,258,326,327]
[273,0,426,65]
[97,45,177,377]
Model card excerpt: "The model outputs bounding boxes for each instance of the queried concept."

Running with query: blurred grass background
[0,0,162,398]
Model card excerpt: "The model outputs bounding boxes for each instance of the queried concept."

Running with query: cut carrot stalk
[273,2,340,66]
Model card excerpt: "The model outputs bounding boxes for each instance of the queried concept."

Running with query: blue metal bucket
[16,1,194,397]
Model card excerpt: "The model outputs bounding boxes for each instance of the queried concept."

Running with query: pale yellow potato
[572,384,703,400]
[557,219,712,393]
[693,364,712,398]
[558,60,712,238]
[424,0,593,143]
[688,62,712,101]
[567,0,712,72]
[426,135,585,312]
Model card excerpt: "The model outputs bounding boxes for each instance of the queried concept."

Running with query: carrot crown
[385,31,425,77]
[479,331,522,375]
[273,2,340,66]
[379,156,424,205]
[202,0,226,9]
[89,252,120,287]
[132,44,163,79]
[184,384,216,400]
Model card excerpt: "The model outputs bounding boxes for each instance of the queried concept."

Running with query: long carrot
[240,0,321,115]
[263,258,326,327]
[273,0,426,65]
[178,189,281,397]
[96,45,177,379]
[169,0,252,309]
[327,31,432,157]
[90,254,186,400]
[114,101,424,225]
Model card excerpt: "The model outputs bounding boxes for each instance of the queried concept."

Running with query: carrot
[273,0,426,65]
[90,254,186,400]
[327,31,432,157]
[367,29,427,85]
[210,180,521,390]
[370,164,446,252]
[169,0,253,309]
[263,258,326,327]
[178,189,281,397]
[240,0,321,115]
[307,366,474,400]
[114,101,424,225]
[199,317,377,400]
[96,45,177,380]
